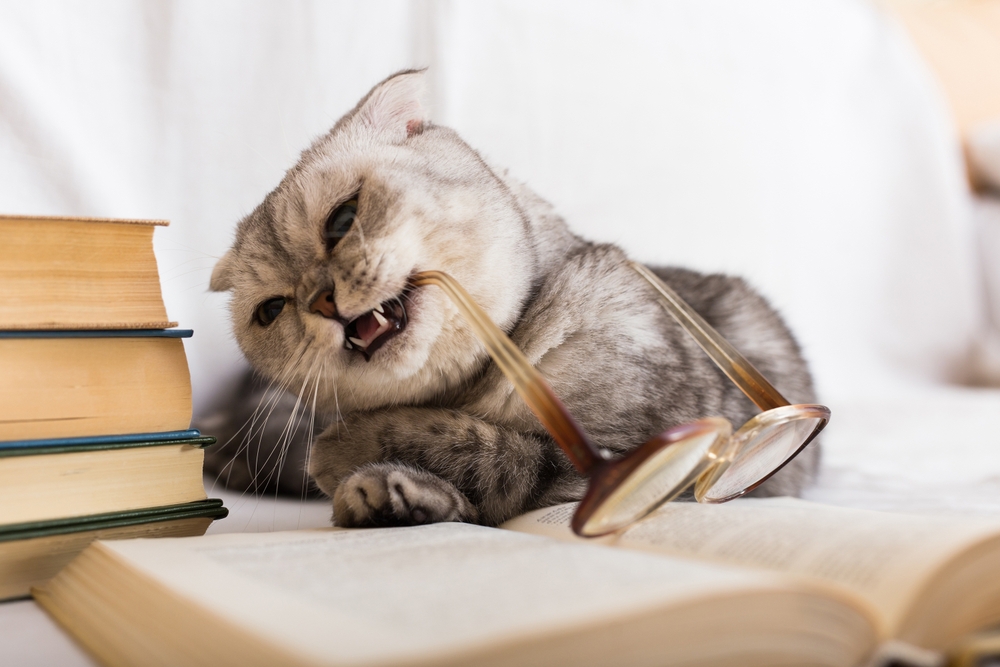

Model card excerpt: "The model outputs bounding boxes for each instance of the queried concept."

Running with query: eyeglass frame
[410,263,828,537]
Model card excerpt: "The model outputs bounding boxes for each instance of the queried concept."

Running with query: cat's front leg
[309,407,579,527]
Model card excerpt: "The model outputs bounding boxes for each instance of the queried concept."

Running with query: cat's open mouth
[343,288,410,361]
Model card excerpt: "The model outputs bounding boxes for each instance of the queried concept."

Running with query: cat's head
[211,70,536,412]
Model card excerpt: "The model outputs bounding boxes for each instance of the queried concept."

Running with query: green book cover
[0,499,229,542]
[0,431,216,459]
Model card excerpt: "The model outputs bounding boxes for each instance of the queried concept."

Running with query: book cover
[0,329,193,338]
[1,429,212,525]
[0,430,213,456]
[0,499,229,542]
[1,499,228,602]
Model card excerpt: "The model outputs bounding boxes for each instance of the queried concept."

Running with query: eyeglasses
[410,264,829,537]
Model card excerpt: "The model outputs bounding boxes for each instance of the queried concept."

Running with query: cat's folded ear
[210,251,235,292]
[352,69,428,143]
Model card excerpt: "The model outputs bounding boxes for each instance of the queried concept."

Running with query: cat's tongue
[344,298,408,360]
[354,312,384,344]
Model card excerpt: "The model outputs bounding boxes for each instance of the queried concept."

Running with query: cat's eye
[324,196,358,250]
[255,297,286,326]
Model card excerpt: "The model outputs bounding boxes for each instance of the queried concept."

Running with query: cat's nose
[309,291,338,319]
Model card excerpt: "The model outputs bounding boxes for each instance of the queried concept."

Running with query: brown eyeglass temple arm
[630,262,790,412]
[410,271,602,473]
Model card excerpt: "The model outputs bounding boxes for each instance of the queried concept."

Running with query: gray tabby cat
[205,69,820,527]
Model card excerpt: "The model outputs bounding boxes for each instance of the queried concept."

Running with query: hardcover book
[0,214,174,330]
[0,214,230,603]
[0,330,193,440]
[0,430,224,601]
[1,499,227,601]
[0,430,215,525]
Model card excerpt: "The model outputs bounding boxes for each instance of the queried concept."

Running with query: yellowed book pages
[504,498,1000,650]
[0,445,206,525]
[0,215,174,329]
[0,336,192,440]
[34,524,879,667]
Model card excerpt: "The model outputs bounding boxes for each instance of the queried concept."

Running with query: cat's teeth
[345,340,353,350]
[375,304,384,314]
[373,309,388,327]
[349,337,368,349]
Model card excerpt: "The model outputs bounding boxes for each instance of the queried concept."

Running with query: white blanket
[0,0,996,550]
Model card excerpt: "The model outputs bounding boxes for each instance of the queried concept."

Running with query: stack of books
[0,214,227,601]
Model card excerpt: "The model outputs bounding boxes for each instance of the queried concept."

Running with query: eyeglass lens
[700,413,825,503]
[577,423,729,536]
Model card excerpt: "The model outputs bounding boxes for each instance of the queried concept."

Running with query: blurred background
[1,0,999,511]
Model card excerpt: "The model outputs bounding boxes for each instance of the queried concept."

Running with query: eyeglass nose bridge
[572,417,735,537]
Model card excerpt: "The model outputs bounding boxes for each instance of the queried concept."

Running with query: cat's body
[205,70,819,527]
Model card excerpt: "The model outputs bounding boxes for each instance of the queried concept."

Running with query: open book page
[93,522,853,666]
[503,498,1000,635]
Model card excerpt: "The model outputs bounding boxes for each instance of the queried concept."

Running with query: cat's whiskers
[241,339,312,464]
[330,361,346,438]
[210,336,314,505]
[300,360,324,506]
[228,385,299,505]
[207,380,294,497]
[238,346,324,529]
[279,350,323,470]
[210,381,298,516]
[245,338,322,496]
[257,354,320,513]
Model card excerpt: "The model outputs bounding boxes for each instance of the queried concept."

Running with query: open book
[35,498,1000,666]
[508,499,1000,656]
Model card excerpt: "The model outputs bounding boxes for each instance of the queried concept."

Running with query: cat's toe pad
[333,463,478,527]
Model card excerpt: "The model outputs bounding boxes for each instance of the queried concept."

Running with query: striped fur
[205,70,820,527]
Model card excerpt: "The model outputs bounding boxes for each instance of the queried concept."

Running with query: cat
[204,69,820,527]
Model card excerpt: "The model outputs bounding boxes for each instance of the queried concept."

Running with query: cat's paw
[332,462,478,527]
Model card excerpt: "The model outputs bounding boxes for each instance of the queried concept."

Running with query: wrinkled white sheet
[805,382,1000,516]
[0,2,998,663]
[0,0,988,404]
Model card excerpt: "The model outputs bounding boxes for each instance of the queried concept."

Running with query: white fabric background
[425,0,983,395]
[1,0,998,494]
[0,0,988,408]
[2,0,997,482]
[2,2,1000,663]
[1,0,423,414]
